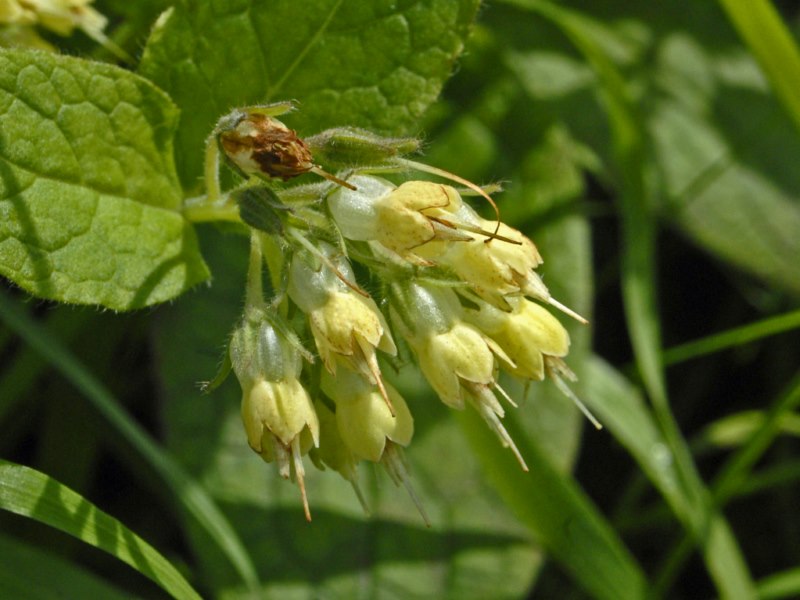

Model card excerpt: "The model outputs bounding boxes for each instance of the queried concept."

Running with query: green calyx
[233,186,287,235]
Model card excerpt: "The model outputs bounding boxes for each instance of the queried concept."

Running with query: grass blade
[0,460,200,600]
[759,567,800,600]
[717,0,800,133]
[663,309,800,366]
[0,290,259,592]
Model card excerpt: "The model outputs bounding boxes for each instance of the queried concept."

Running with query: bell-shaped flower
[321,369,427,522]
[229,311,319,520]
[390,282,527,469]
[288,245,396,408]
[328,176,473,264]
[321,369,413,463]
[391,282,508,409]
[415,218,549,307]
[466,297,571,381]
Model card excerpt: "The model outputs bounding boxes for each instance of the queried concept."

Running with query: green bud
[305,127,420,168]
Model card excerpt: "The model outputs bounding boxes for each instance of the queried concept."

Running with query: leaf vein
[266,0,345,100]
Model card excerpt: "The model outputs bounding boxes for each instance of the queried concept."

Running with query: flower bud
[232,186,285,235]
[229,311,319,519]
[321,369,413,463]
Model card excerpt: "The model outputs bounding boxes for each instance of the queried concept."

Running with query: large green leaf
[650,38,800,296]
[0,460,201,600]
[0,49,209,309]
[138,0,481,191]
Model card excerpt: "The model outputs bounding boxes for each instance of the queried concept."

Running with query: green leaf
[651,94,800,297]
[138,0,481,191]
[0,48,209,310]
[0,533,133,600]
[0,460,201,600]
[500,1,800,296]
[498,2,758,596]
[456,140,642,599]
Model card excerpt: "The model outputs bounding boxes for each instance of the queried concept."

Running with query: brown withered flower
[219,112,315,181]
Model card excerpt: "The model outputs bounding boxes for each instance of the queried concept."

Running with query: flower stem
[245,231,264,309]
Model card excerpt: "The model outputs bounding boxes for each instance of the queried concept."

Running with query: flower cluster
[207,104,593,523]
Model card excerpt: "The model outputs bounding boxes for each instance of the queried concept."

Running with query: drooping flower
[288,243,396,408]
[328,176,474,264]
[321,368,426,523]
[466,296,571,381]
[201,107,595,523]
[229,309,319,520]
[321,368,413,463]
[416,218,551,310]
[390,281,528,469]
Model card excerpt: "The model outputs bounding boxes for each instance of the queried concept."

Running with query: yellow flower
[229,312,319,520]
[240,377,319,459]
[321,369,424,521]
[415,321,499,408]
[321,369,413,463]
[0,0,106,37]
[416,219,550,309]
[328,176,472,264]
[309,290,395,373]
[392,283,507,408]
[390,282,527,469]
[467,297,570,381]
[289,246,396,390]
